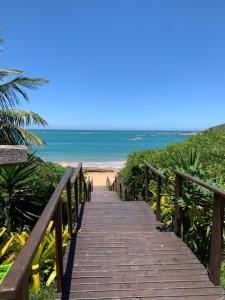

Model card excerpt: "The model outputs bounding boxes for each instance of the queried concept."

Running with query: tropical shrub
[0,223,69,293]
[0,159,67,231]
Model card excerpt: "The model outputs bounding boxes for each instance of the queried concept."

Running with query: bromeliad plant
[0,223,69,293]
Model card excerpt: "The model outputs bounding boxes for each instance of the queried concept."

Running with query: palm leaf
[0,110,47,145]
[0,76,49,108]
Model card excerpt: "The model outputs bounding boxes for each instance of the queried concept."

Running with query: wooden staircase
[57,186,224,299]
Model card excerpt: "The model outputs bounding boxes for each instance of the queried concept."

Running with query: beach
[33,130,189,186]
[86,170,117,186]
[57,161,122,186]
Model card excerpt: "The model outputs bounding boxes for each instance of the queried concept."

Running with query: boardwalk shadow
[60,202,85,300]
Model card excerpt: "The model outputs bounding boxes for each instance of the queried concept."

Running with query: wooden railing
[108,161,225,286]
[175,170,225,286]
[110,163,166,210]
[0,162,92,299]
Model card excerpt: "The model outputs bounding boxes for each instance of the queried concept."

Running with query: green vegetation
[0,161,67,298]
[120,129,225,287]
[209,123,225,132]
[0,159,67,231]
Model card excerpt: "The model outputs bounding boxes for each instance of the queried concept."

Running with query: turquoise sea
[31,130,189,163]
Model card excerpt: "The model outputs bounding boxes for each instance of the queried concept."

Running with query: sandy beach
[57,161,124,186]
[57,160,125,171]
[86,170,117,186]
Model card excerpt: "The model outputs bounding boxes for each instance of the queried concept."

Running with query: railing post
[79,169,83,204]
[55,200,63,292]
[91,178,93,191]
[74,179,79,223]
[115,176,118,192]
[66,179,72,238]
[87,184,90,201]
[174,174,182,237]
[14,272,29,300]
[145,165,149,202]
[124,188,128,201]
[119,183,122,199]
[209,194,224,286]
[84,183,87,202]
[156,175,162,222]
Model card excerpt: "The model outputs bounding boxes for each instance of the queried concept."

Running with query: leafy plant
[0,68,49,145]
[0,154,40,231]
[0,224,69,294]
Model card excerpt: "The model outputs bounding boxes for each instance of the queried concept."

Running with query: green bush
[120,129,225,183]
[0,157,67,231]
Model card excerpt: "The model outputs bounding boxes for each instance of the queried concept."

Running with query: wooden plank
[0,145,28,166]
[60,186,224,299]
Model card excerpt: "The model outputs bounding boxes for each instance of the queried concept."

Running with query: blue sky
[1,0,225,130]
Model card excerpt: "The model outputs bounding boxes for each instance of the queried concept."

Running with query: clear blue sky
[1,0,225,130]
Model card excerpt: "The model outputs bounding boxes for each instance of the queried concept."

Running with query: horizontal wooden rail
[109,163,166,206]
[0,162,92,299]
[145,162,166,180]
[174,170,225,286]
[176,170,225,198]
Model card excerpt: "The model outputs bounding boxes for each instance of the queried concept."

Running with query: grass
[30,285,55,300]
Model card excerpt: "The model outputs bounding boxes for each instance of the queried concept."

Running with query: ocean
[31,130,189,167]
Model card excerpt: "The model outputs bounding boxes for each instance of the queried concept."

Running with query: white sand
[56,160,126,171]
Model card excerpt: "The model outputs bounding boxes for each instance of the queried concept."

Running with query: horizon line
[28,128,200,132]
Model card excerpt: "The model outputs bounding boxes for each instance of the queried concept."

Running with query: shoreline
[56,160,126,171]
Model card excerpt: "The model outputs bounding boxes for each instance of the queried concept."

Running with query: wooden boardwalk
[57,186,224,299]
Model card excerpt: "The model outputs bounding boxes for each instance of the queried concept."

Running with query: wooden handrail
[145,162,166,180]
[174,170,225,286]
[175,170,225,198]
[0,162,92,299]
[70,162,82,185]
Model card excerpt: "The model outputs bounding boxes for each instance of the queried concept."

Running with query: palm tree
[0,69,49,145]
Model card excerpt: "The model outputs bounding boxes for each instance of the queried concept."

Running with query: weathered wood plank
[0,145,28,166]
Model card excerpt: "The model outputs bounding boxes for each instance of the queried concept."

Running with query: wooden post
[119,183,122,199]
[174,174,182,237]
[66,179,72,238]
[124,188,128,201]
[209,194,224,285]
[74,179,79,223]
[13,272,29,300]
[79,169,83,204]
[156,176,162,222]
[115,176,118,192]
[145,165,149,202]
[55,200,63,292]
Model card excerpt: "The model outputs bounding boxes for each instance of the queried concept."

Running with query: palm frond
[0,75,49,108]
[0,125,45,146]
[0,69,23,81]
[0,109,47,146]
[0,109,48,127]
